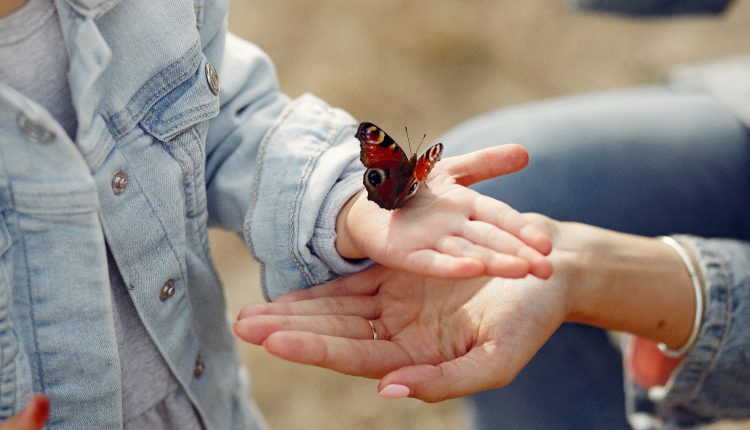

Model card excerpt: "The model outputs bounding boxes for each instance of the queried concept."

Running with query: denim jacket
[0,0,364,428]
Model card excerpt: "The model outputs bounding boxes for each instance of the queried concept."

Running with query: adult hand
[335,144,552,280]
[236,214,698,402]
[234,258,568,402]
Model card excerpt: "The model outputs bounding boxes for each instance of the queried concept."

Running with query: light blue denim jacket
[0,0,365,428]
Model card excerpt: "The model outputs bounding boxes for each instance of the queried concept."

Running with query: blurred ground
[212,1,750,429]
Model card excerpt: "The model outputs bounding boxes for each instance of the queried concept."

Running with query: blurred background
[212,1,750,429]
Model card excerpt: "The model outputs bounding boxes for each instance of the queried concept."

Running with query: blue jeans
[440,86,750,429]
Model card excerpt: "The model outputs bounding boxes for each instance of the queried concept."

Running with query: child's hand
[335,144,552,279]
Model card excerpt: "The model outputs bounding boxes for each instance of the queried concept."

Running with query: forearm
[556,221,700,349]
[334,189,368,260]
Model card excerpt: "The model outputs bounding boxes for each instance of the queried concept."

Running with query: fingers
[262,331,412,379]
[0,394,50,430]
[460,222,552,279]
[432,236,530,279]
[470,193,553,257]
[235,314,382,345]
[441,144,529,187]
[273,265,387,303]
[237,295,379,320]
[401,249,486,278]
[377,342,512,403]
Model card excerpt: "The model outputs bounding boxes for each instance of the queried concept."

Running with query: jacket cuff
[244,93,362,301]
[638,236,750,425]
[310,163,373,276]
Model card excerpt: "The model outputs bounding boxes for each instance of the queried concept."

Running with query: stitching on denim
[287,103,348,287]
[14,206,98,217]
[162,127,205,217]
[108,41,202,138]
[17,219,46,395]
[289,139,326,287]
[79,120,115,172]
[115,152,189,281]
[693,246,732,396]
[0,152,41,404]
[149,101,217,141]
[10,190,92,198]
[67,0,120,18]
[681,241,732,405]
[244,103,295,301]
[11,190,98,214]
[0,141,44,398]
[0,250,17,411]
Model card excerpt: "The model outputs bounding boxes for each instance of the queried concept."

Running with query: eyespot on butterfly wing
[414,143,444,181]
[355,122,443,210]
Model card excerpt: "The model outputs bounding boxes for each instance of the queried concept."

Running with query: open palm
[234,263,568,402]
[342,144,553,280]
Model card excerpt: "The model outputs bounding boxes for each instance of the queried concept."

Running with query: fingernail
[378,384,411,399]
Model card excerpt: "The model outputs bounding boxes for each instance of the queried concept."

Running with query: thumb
[441,144,529,187]
[376,344,514,403]
[0,394,50,430]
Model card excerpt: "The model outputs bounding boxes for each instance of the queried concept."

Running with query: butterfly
[356,122,444,210]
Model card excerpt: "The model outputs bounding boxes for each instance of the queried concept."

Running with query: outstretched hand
[234,258,568,402]
[336,144,552,280]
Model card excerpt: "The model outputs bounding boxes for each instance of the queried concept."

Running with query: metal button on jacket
[159,279,175,301]
[17,113,54,143]
[111,171,128,195]
[194,355,205,378]
[205,62,220,95]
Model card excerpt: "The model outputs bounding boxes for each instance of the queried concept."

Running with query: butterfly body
[356,122,443,210]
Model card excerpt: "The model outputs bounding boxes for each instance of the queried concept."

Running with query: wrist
[557,223,698,349]
[335,190,368,260]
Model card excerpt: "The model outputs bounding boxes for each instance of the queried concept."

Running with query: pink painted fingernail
[378,384,411,399]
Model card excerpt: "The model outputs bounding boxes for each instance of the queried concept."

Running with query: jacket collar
[54,0,114,149]
[63,0,120,19]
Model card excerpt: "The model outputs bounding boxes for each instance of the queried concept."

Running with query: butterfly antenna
[404,126,413,156]
[415,133,427,154]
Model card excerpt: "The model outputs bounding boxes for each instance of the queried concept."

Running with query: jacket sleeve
[626,236,750,427]
[200,18,368,300]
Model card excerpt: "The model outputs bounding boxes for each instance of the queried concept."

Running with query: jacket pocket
[140,55,220,143]
[0,217,32,417]
[140,55,220,219]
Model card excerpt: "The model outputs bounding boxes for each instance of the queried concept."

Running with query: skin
[235,206,701,403]
[0,0,28,18]
[335,144,553,280]
[0,395,49,430]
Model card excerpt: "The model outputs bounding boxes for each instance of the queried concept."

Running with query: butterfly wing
[356,122,407,169]
[356,122,412,210]
[386,143,444,209]
[414,143,444,181]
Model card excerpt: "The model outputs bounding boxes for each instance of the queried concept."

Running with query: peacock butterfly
[356,122,443,210]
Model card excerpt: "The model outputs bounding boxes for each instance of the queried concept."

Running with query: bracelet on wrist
[657,236,704,358]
